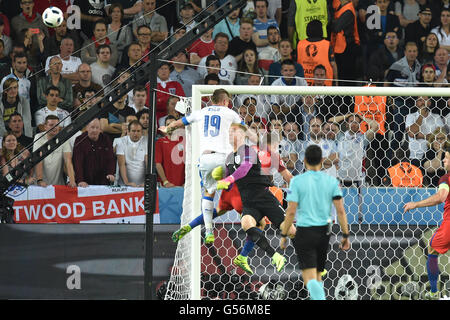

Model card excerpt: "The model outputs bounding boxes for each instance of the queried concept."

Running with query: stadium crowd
[1,0,450,189]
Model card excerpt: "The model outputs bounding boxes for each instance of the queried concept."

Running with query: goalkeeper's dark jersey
[225,144,272,189]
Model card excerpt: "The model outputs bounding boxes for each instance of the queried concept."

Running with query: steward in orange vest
[385,162,423,188]
[297,20,334,86]
[331,0,360,85]
[354,84,387,135]
[331,0,360,54]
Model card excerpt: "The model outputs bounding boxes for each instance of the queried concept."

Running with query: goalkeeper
[216,123,294,272]
[172,133,295,275]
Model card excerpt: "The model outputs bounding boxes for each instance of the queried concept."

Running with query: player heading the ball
[162,88,243,244]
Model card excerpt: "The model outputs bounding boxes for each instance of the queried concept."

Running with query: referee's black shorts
[294,225,330,272]
[240,185,285,229]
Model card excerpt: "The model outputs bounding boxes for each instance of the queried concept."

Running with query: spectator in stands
[268,115,284,142]
[131,85,149,114]
[11,0,49,45]
[0,17,11,57]
[228,17,257,63]
[153,62,185,123]
[74,0,107,39]
[170,50,201,97]
[330,0,361,86]
[196,55,233,85]
[0,43,26,80]
[431,8,450,54]
[238,95,267,128]
[73,118,116,187]
[158,96,180,128]
[386,41,421,150]
[274,39,306,84]
[7,112,32,151]
[198,33,238,83]
[33,114,76,187]
[405,96,444,168]
[44,19,82,59]
[329,113,379,187]
[322,120,341,142]
[252,0,279,52]
[132,0,168,46]
[395,0,420,28]
[107,3,133,63]
[0,39,9,70]
[116,120,148,187]
[418,62,447,86]
[423,127,449,186]
[105,0,144,24]
[136,25,160,62]
[171,2,197,34]
[1,132,33,184]
[419,32,439,64]
[188,25,214,66]
[368,31,403,83]
[169,21,187,45]
[35,86,71,132]
[298,95,321,140]
[72,63,103,110]
[234,47,267,85]
[433,47,449,79]
[119,42,144,71]
[34,0,68,15]
[45,37,82,82]
[405,6,432,50]
[270,59,307,120]
[300,116,339,178]
[257,25,281,72]
[213,5,241,41]
[155,115,185,187]
[100,93,136,141]
[37,55,73,112]
[385,41,421,86]
[137,108,150,136]
[0,78,32,138]
[296,20,336,86]
[72,89,100,121]
[0,52,32,101]
[17,24,46,72]
[280,120,303,174]
[81,20,119,67]
[90,44,116,87]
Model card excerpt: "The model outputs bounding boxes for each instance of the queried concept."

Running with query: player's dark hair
[304,144,322,166]
[211,88,231,104]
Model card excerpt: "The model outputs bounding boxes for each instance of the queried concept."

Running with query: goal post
[166,84,450,301]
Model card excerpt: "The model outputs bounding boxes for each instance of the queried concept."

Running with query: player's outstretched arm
[403,187,448,212]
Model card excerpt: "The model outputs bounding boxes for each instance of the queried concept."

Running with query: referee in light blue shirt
[280,144,350,300]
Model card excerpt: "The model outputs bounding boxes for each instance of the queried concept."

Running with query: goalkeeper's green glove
[211,166,224,181]
[217,176,235,190]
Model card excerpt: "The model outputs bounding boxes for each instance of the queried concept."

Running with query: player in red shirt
[404,148,450,300]
[172,133,294,275]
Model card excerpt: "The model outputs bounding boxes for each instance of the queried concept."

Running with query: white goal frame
[186,84,450,300]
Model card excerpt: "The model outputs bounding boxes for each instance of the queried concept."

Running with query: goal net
[165,84,450,300]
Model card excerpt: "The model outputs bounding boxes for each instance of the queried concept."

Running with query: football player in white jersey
[162,88,243,244]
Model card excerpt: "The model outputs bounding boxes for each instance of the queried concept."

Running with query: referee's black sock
[246,227,275,257]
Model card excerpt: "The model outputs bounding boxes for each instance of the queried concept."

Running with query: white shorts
[198,152,227,194]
